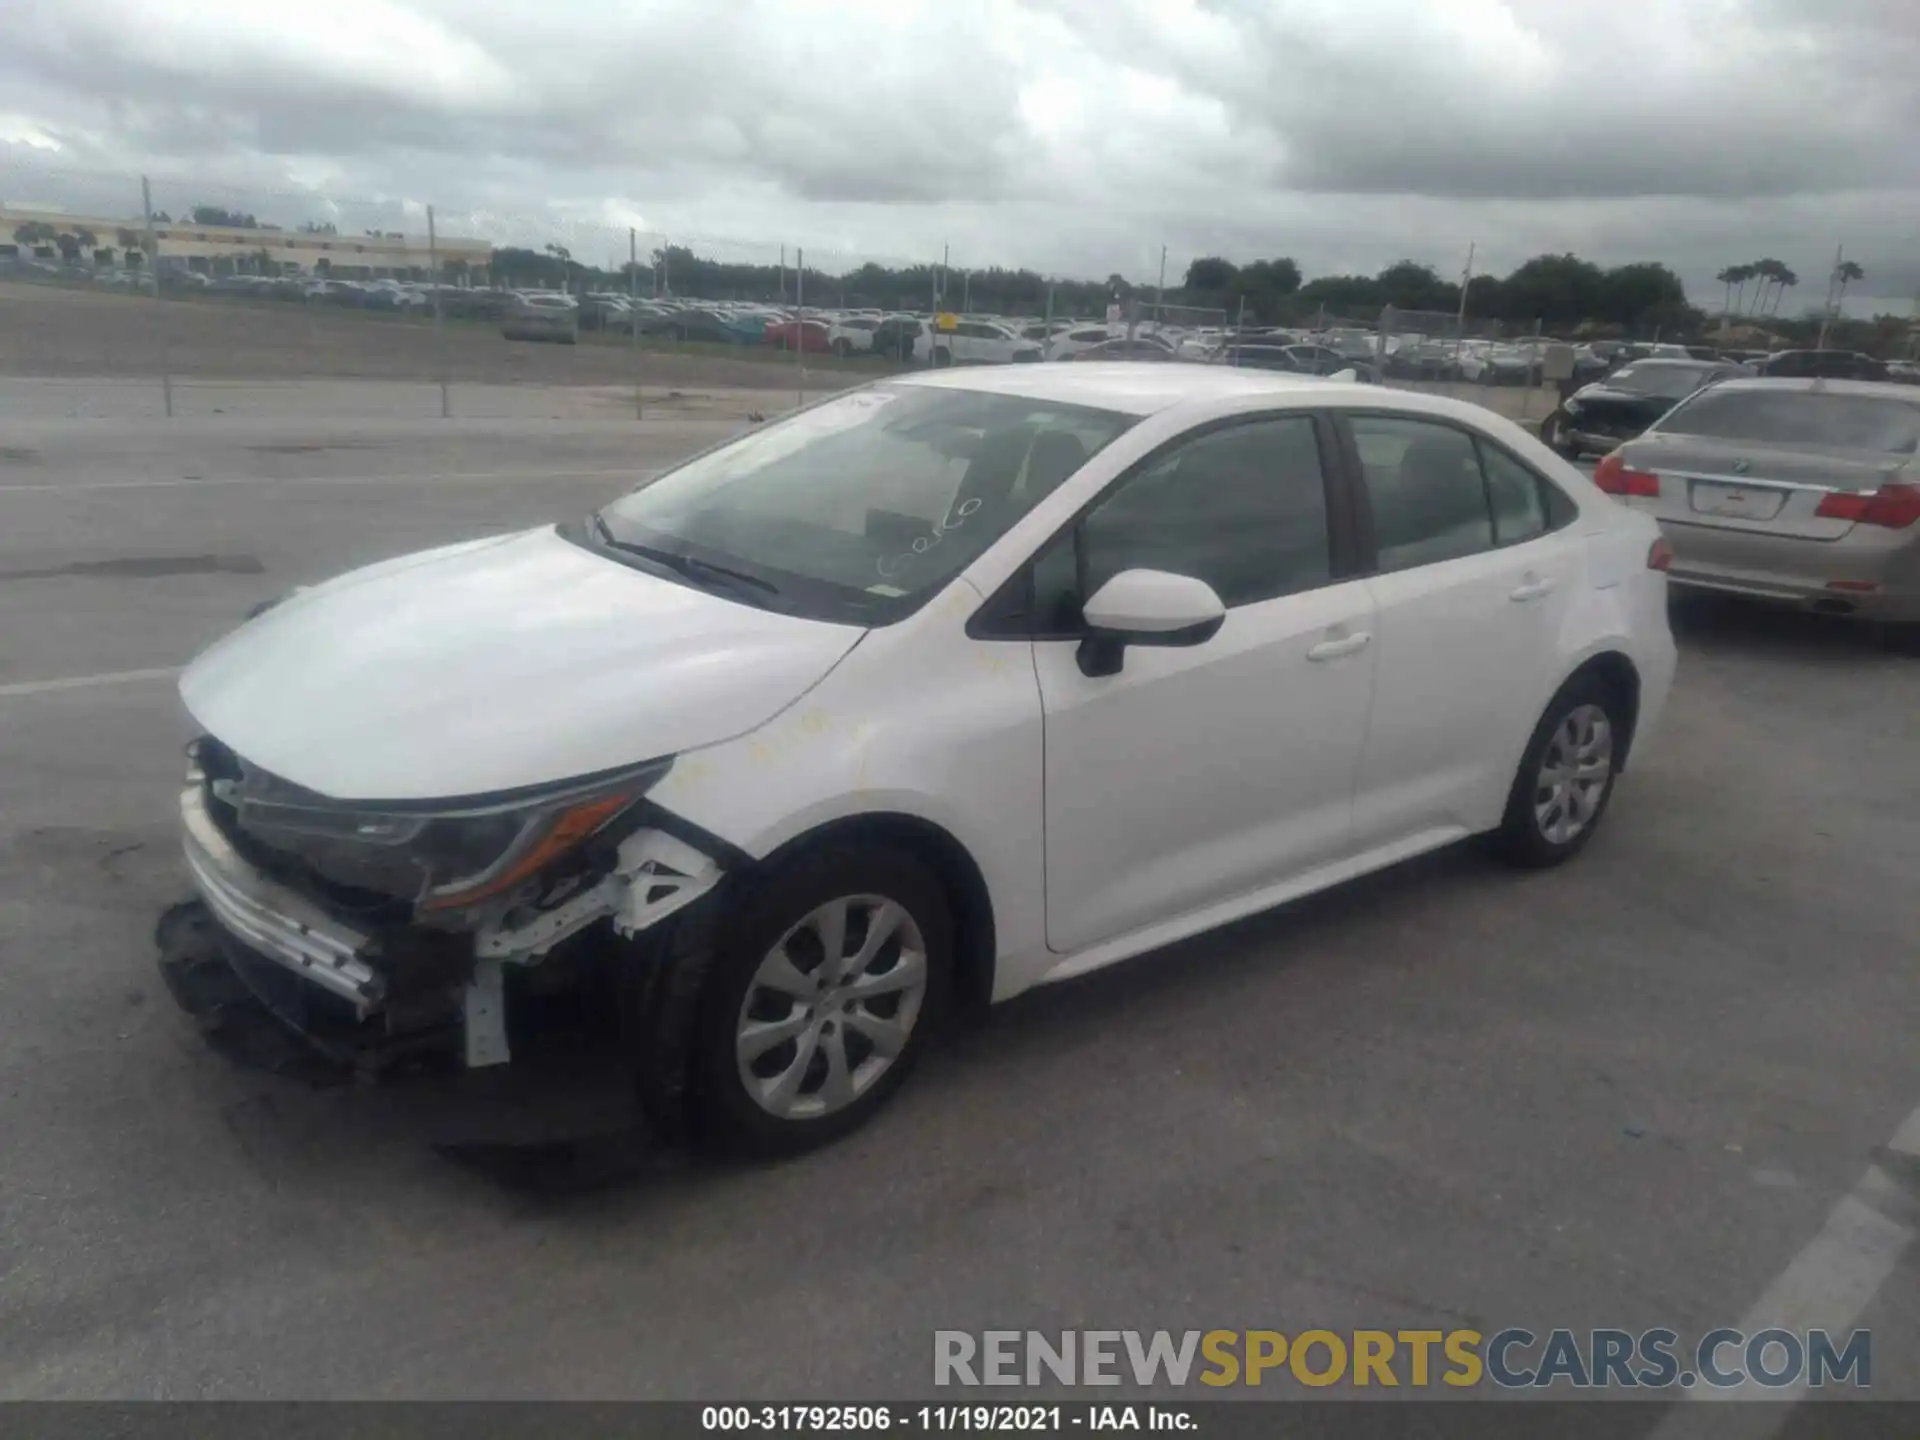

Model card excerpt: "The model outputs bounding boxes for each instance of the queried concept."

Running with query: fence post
[630,227,642,420]
[140,175,173,418]
[427,205,448,419]
[1521,316,1543,422]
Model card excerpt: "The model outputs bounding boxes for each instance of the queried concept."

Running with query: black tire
[1881,622,1920,656]
[832,338,852,359]
[933,347,952,368]
[1490,674,1624,869]
[683,843,953,1158]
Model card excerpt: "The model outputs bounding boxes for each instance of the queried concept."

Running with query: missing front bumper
[170,783,728,1076]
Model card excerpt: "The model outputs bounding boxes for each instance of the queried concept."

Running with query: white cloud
[1,0,1916,303]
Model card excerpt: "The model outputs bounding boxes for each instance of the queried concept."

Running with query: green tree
[1595,262,1689,328]
[1183,256,1239,292]
[192,205,258,228]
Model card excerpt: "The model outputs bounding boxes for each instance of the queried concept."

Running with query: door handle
[1307,631,1372,661]
[1510,577,1557,602]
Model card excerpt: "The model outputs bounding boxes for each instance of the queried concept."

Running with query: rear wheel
[686,844,952,1157]
[933,347,953,368]
[1491,677,1622,868]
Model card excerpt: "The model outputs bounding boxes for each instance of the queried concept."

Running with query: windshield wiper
[587,514,781,601]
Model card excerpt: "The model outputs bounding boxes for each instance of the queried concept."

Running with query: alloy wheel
[1533,703,1613,845]
[735,895,929,1121]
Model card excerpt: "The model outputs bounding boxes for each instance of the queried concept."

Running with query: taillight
[1594,452,1660,497]
[1815,482,1920,529]
[1648,537,1673,571]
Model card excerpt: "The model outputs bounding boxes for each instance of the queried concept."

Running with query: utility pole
[779,244,786,306]
[1452,240,1475,372]
[629,226,642,420]
[1154,244,1167,328]
[427,204,448,418]
[141,174,173,418]
[1817,242,1844,351]
[795,246,805,406]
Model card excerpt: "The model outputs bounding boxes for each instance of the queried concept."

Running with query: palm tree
[1764,264,1798,319]
[1728,263,1757,317]
[1715,266,1737,319]
[116,227,144,269]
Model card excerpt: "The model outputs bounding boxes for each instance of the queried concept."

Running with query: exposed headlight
[216,756,672,914]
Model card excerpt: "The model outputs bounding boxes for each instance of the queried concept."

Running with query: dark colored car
[1540,358,1746,458]
[1225,343,1377,383]
[1752,349,1889,381]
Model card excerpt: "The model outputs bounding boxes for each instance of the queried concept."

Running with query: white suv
[931,320,1044,366]
[166,365,1675,1156]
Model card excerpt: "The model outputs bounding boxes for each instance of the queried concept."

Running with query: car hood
[179,526,865,802]
[1569,384,1673,408]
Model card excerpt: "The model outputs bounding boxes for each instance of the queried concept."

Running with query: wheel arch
[1558,648,1642,770]
[753,811,998,1017]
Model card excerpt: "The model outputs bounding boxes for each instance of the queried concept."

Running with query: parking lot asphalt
[2,419,1918,1409]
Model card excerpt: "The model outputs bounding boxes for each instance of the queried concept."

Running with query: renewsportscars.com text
[933,1328,1871,1390]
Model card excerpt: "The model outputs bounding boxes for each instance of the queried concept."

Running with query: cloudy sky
[3,0,1918,313]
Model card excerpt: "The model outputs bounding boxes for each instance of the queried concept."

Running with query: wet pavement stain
[0,554,266,580]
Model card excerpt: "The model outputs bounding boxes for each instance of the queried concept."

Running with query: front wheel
[1490,678,1622,868]
[686,844,952,1157]
[933,347,953,368]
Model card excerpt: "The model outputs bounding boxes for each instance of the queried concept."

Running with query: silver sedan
[1596,378,1919,647]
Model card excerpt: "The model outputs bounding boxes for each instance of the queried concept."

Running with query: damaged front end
[160,736,727,1078]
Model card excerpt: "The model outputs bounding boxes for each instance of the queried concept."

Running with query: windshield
[1605,363,1714,399]
[590,383,1136,624]
[1659,390,1920,453]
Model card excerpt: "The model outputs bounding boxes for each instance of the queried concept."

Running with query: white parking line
[1650,1105,1920,1437]
[0,666,182,698]
[0,465,660,495]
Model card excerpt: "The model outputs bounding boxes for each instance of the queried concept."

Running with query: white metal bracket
[462,953,511,1068]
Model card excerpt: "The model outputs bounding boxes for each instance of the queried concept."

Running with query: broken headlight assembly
[193,742,673,921]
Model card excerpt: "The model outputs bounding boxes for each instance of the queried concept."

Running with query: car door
[1026,412,1378,954]
[1337,413,1583,850]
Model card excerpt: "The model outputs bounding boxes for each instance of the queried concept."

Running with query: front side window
[591,384,1135,625]
[1058,416,1333,616]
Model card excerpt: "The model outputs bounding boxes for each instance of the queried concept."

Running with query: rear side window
[1349,417,1576,570]
[1660,392,1920,454]
[1349,418,1493,569]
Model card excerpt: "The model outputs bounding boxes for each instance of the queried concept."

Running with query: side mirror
[1077,569,1226,677]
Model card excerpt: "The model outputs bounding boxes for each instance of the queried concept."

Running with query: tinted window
[1076,416,1332,609]
[1349,417,1494,570]
[1659,391,1920,453]
[1069,329,1107,342]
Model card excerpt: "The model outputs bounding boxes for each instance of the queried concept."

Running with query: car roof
[886,361,1523,424]
[1687,377,1918,401]
[888,361,1340,415]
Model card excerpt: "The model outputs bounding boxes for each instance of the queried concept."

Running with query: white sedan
[167,366,1676,1156]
